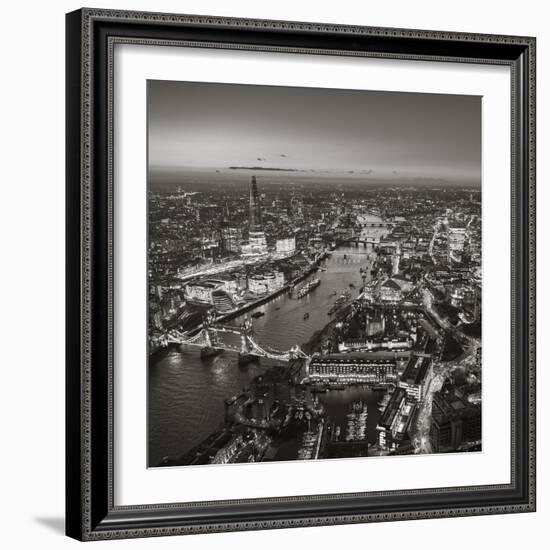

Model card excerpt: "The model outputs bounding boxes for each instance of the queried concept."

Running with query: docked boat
[251,310,264,319]
[345,401,368,442]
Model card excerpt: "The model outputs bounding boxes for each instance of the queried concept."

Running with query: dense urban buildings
[148,173,482,466]
[147,79,482,467]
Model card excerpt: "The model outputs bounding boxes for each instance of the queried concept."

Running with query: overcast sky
[148,80,481,184]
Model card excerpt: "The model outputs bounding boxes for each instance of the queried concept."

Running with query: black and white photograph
[59,4,537,543]
[147,80,483,468]
[0,0,543,545]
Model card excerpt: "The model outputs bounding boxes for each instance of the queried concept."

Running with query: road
[175,251,315,282]
[412,369,444,454]
[411,288,481,454]
[428,219,442,264]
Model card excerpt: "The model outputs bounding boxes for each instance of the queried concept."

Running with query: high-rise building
[275,236,296,255]
[430,390,482,452]
[391,252,401,275]
[247,271,285,295]
[249,175,262,228]
[184,280,225,304]
[241,229,268,256]
[221,227,242,253]
[244,175,268,255]
[398,354,433,401]
[447,227,467,263]
[376,387,416,451]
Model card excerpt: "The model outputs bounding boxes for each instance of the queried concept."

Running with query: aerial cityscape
[147,81,482,467]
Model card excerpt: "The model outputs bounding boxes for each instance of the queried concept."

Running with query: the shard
[249,175,262,228]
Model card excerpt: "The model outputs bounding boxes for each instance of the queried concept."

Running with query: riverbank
[148,262,321,361]
[302,303,353,355]
[217,262,321,323]
[148,245,374,464]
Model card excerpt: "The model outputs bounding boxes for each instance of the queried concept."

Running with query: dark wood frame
[66,8,536,541]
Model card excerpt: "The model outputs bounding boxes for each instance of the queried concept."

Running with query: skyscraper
[244,175,267,255]
[249,175,262,228]
[447,227,467,263]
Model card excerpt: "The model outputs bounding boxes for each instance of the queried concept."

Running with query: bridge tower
[199,326,224,360]
[202,328,212,349]
[242,317,254,335]
[240,334,250,355]
[238,334,257,366]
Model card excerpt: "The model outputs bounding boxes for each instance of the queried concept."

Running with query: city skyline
[148,80,481,186]
[148,80,482,468]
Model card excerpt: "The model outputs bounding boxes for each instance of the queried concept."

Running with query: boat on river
[295,277,321,298]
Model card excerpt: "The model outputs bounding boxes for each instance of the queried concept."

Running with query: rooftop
[378,387,407,429]
[381,279,402,291]
[311,352,396,365]
[401,354,432,386]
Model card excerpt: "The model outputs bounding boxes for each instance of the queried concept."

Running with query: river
[149,242,385,466]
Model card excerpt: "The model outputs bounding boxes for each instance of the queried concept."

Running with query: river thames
[149,243,385,466]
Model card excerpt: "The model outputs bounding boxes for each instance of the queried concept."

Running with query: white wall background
[0,0,546,548]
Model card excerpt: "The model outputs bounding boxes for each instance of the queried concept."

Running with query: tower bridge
[161,315,309,363]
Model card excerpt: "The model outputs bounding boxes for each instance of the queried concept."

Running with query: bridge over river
[163,316,308,363]
[339,212,392,246]
[148,245,381,466]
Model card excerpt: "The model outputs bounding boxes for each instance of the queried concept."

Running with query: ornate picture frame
[66,8,536,541]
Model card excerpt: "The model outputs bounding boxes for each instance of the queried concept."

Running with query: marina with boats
[149,244,381,466]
